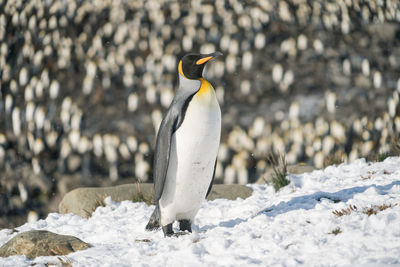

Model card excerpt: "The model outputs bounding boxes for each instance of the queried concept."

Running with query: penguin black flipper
[206,159,217,197]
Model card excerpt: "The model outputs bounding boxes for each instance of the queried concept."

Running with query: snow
[1,157,400,266]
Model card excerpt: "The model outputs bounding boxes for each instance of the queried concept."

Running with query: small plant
[135,238,151,243]
[390,135,400,155]
[361,170,376,180]
[362,203,397,216]
[267,153,289,191]
[94,198,106,208]
[132,180,152,205]
[373,135,400,162]
[333,203,397,217]
[363,207,377,216]
[332,205,357,217]
[83,194,108,216]
[324,150,345,167]
[330,227,342,235]
[376,152,390,162]
[93,193,108,209]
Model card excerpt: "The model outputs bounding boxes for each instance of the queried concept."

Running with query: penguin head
[178,52,223,80]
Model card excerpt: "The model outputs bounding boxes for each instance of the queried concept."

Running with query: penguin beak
[196,52,223,65]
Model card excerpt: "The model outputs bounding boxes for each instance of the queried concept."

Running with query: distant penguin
[145,52,223,237]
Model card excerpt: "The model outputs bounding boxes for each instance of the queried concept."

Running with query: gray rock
[59,183,253,218]
[256,164,315,184]
[355,75,371,88]
[367,23,399,41]
[255,168,275,184]
[59,183,153,218]
[0,230,89,258]
[206,184,253,201]
[287,164,315,174]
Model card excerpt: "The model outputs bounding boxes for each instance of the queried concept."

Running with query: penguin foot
[179,220,192,233]
[162,224,174,237]
[173,231,191,237]
[162,224,191,237]
[162,221,193,237]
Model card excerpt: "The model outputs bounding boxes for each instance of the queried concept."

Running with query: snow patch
[1,157,400,266]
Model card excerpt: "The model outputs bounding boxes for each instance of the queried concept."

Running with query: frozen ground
[1,157,400,266]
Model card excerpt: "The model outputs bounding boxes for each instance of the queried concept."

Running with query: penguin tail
[145,204,161,231]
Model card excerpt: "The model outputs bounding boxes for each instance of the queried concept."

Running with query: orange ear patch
[178,60,187,78]
[196,56,213,65]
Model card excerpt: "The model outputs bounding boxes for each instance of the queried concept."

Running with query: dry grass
[332,204,357,217]
[324,151,346,168]
[57,256,72,267]
[333,203,397,217]
[135,238,151,243]
[363,203,398,216]
[94,197,107,209]
[360,170,376,180]
[132,180,152,205]
[372,136,400,162]
[42,256,72,266]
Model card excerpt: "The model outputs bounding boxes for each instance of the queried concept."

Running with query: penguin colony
[0,0,399,227]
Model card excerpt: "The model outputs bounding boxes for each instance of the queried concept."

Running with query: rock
[367,23,399,42]
[255,168,275,184]
[59,183,253,218]
[355,75,371,88]
[0,230,89,258]
[256,164,315,184]
[287,164,315,174]
[59,183,153,218]
[0,215,27,231]
[206,184,253,201]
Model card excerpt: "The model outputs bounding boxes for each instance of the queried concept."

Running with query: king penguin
[145,52,223,237]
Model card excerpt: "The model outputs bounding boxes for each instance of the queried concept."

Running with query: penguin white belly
[159,90,221,226]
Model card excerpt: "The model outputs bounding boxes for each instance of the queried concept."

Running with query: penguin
[145,52,223,237]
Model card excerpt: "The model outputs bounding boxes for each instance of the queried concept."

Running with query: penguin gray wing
[153,92,196,203]
[153,107,179,203]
